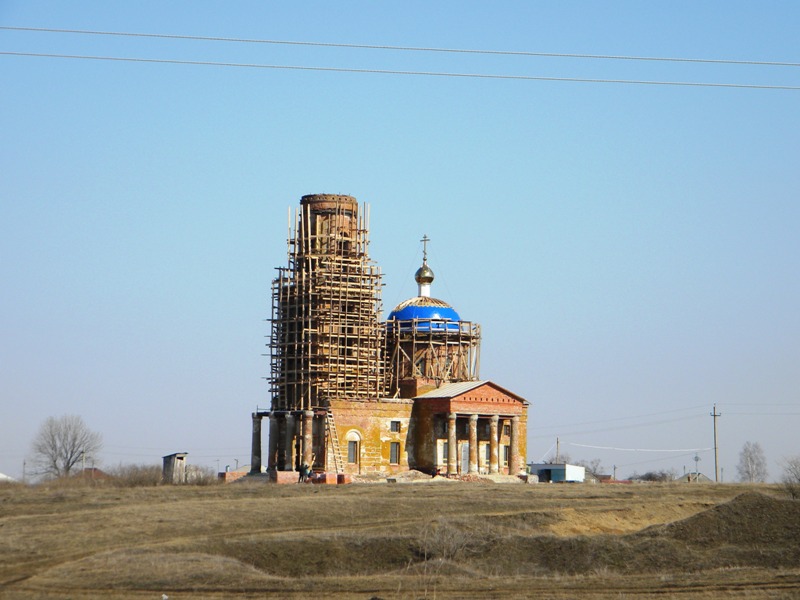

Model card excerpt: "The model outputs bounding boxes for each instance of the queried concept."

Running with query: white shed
[528,463,585,483]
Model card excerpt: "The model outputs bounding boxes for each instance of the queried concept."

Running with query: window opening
[348,441,358,464]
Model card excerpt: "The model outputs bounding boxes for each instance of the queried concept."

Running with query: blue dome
[389,304,461,322]
[387,297,462,332]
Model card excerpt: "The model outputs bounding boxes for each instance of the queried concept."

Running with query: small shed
[528,463,585,483]
[162,452,188,484]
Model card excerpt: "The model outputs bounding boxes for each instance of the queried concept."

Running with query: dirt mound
[449,474,492,483]
[27,549,278,591]
[390,469,437,482]
[634,492,800,569]
[489,534,696,575]
[479,493,800,575]
[644,492,800,546]
[207,533,417,577]
[352,469,436,483]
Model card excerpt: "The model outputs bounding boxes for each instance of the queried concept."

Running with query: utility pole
[612,464,617,481]
[555,437,560,463]
[710,404,721,482]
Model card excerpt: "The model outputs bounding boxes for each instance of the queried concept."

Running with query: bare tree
[781,456,800,499]
[31,415,102,479]
[544,453,571,465]
[575,458,605,476]
[736,441,768,483]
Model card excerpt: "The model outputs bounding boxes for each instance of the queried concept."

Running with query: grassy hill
[1,477,798,599]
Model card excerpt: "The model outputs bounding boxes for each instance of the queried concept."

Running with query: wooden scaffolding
[385,317,481,395]
[269,195,386,411]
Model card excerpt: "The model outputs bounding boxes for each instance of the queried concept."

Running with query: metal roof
[414,381,489,399]
[414,380,528,404]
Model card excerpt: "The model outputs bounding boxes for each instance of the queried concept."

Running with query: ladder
[325,411,344,474]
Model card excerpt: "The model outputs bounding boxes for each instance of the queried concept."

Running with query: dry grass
[1,478,798,599]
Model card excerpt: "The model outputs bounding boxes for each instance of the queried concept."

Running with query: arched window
[345,430,362,464]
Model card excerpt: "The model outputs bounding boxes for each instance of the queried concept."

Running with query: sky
[1,2,798,482]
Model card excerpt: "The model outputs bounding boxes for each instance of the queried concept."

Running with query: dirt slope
[2,481,799,599]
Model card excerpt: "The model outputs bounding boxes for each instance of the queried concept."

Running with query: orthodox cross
[420,234,430,263]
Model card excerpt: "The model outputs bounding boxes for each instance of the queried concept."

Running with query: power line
[616,450,706,469]
[725,412,800,416]
[103,450,248,458]
[3,26,799,68]
[3,51,799,90]
[571,442,713,453]
[529,414,702,440]
[102,451,165,458]
[105,444,247,452]
[528,404,708,432]
[722,402,800,406]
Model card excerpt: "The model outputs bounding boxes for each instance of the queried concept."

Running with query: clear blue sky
[2,2,798,481]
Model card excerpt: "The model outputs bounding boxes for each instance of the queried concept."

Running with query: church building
[250,194,528,478]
